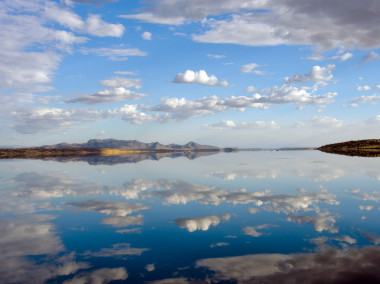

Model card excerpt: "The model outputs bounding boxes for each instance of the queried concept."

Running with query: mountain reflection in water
[1,150,380,283]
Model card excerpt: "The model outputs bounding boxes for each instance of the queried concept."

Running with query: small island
[317,139,380,157]
[0,139,226,160]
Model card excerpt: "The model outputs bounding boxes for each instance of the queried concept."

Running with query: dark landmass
[317,139,380,157]
[0,139,225,162]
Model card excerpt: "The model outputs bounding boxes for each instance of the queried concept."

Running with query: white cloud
[202,120,278,130]
[349,94,380,107]
[9,107,107,134]
[285,65,335,85]
[100,77,142,89]
[356,85,372,91]
[308,116,344,128]
[119,13,186,25]
[114,71,137,75]
[376,85,380,89]
[175,214,231,232]
[245,86,257,93]
[240,63,265,75]
[44,4,124,37]
[80,47,147,61]
[331,52,353,61]
[207,54,226,59]
[67,88,147,104]
[141,31,152,40]
[173,69,229,86]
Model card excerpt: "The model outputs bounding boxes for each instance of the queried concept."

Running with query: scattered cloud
[114,71,137,75]
[349,94,380,107]
[145,264,155,272]
[207,54,226,59]
[173,69,229,86]
[80,47,147,61]
[100,77,141,89]
[202,120,278,130]
[63,268,127,284]
[66,88,147,105]
[243,224,274,237]
[358,51,379,66]
[240,63,265,75]
[356,85,372,91]
[175,214,231,232]
[308,116,344,128]
[358,205,374,211]
[287,211,338,233]
[285,65,335,85]
[245,86,257,93]
[119,13,186,25]
[331,52,353,61]
[102,214,144,228]
[83,243,148,257]
[210,242,229,248]
[67,200,150,216]
[141,31,152,40]
[45,4,124,37]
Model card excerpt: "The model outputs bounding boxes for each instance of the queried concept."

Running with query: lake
[1,150,380,283]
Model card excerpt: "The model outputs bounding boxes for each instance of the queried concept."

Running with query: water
[1,150,380,283]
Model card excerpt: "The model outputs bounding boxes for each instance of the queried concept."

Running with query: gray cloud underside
[196,245,380,283]
[123,0,380,50]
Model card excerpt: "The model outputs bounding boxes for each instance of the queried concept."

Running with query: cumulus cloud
[66,87,148,104]
[358,205,374,211]
[240,63,265,75]
[173,69,229,86]
[285,65,335,85]
[210,242,229,248]
[141,31,152,40]
[145,263,155,272]
[202,120,278,130]
[80,47,147,61]
[356,85,372,91]
[287,211,338,233]
[175,214,231,232]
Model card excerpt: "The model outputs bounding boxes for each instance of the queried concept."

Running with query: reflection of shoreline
[0,148,222,163]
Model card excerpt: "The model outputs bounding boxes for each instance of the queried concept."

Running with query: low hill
[317,139,380,157]
[42,139,221,151]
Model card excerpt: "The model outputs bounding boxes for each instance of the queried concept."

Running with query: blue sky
[1,0,380,147]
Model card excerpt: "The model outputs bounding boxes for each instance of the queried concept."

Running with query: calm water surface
[1,150,380,283]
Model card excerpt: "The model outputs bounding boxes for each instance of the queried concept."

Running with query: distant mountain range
[41,139,222,151]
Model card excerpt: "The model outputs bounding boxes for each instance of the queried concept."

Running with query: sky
[1,0,380,148]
